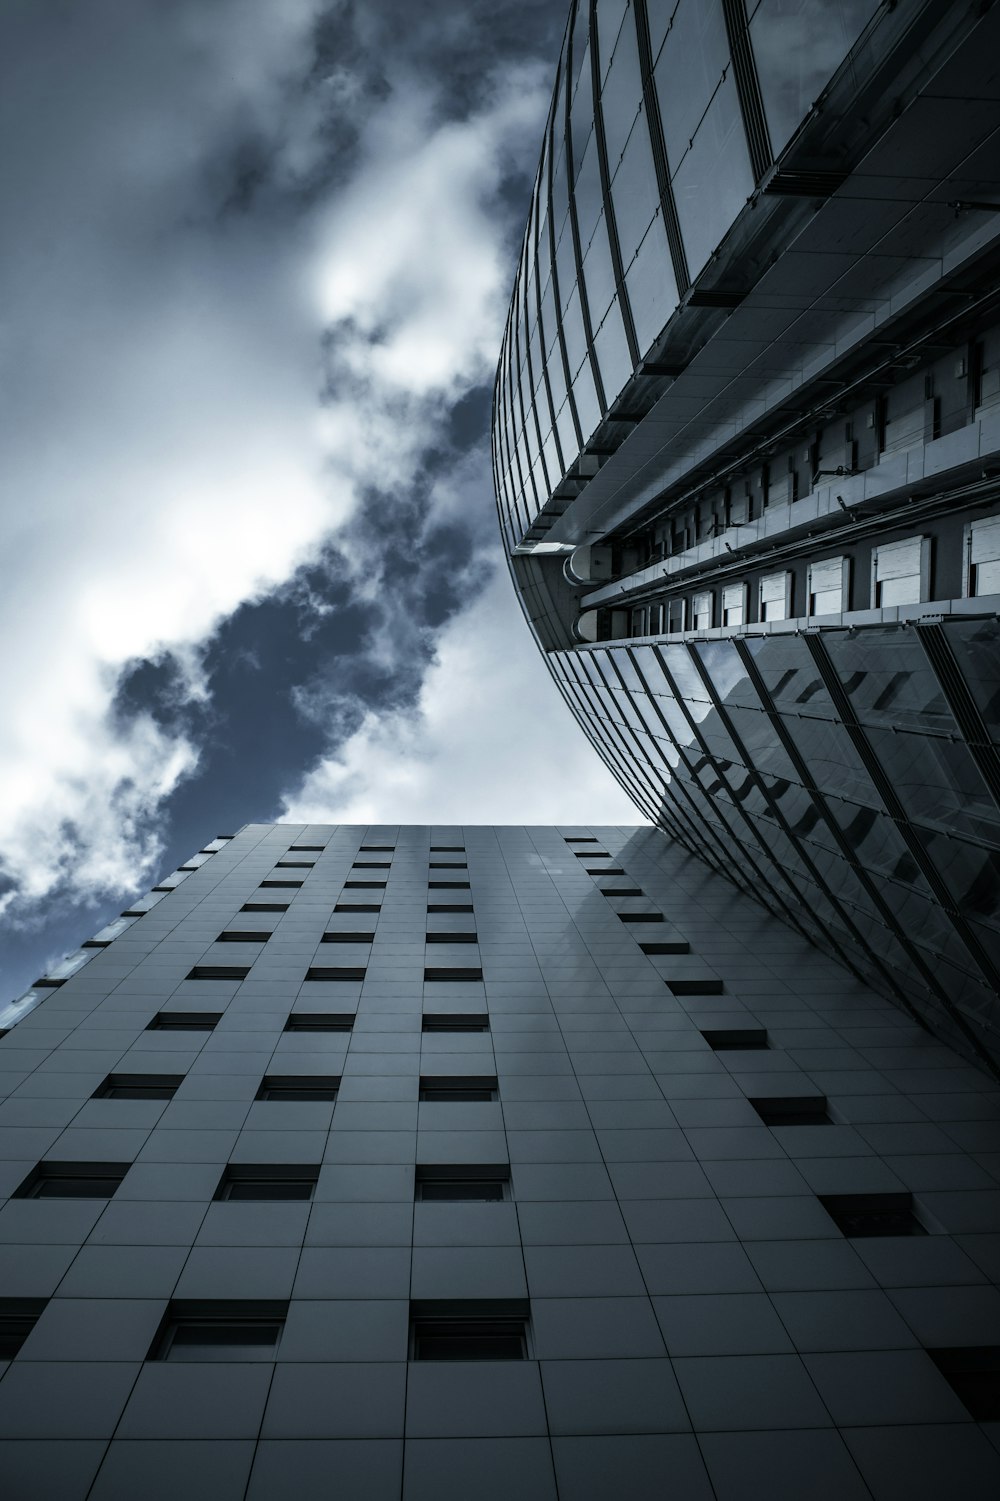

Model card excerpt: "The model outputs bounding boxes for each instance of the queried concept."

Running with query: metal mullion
[589,0,640,370]
[556,658,665,822]
[632,0,689,295]
[804,631,1000,1030]
[721,0,772,184]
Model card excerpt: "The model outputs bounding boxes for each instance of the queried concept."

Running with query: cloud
[281,568,642,825]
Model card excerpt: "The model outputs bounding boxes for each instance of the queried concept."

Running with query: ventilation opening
[93,1073,182,1100]
[701,1028,768,1051]
[242,903,289,914]
[618,912,664,923]
[428,881,471,890]
[927,1347,1000,1421]
[603,886,643,897]
[336,903,381,913]
[187,965,252,981]
[428,903,474,914]
[147,1012,221,1032]
[640,941,690,955]
[0,1299,47,1358]
[667,978,724,996]
[305,967,366,982]
[321,931,375,944]
[344,881,387,890]
[217,931,270,943]
[260,881,303,889]
[13,1161,130,1200]
[426,932,478,944]
[424,967,483,982]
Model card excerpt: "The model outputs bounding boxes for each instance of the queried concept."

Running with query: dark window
[242,903,289,914]
[424,967,483,982]
[426,932,478,944]
[187,966,251,981]
[256,1075,340,1102]
[275,861,314,869]
[564,836,598,843]
[321,931,375,943]
[640,940,691,955]
[429,862,467,869]
[121,910,146,917]
[428,881,471,890]
[0,1299,47,1359]
[819,1192,926,1238]
[701,1029,769,1051]
[427,903,474,913]
[289,846,324,852]
[336,902,381,913]
[431,846,465,852]
[344,880,386,890]
[149,1300,288,1361]
[927,1347,1000,1421]
[573,849,609,859]
[420,1075,498,1102]
[284,1013,354,1033]
[14,1161,129,1199]
[353,861,391,869]
[360,845,395,852]
[587,865,624,875]
[410,1301,528,1360]
[415,1165,510,1201]
[751,1096,831,1127]
[147,1012,221,1032]
[217,931,270,943]
[667,978,725,996]
[305,966,366,982]
[0,1029,7,1040]
[214,1165,319,1202]
[617,912,664,923]
[150,887,173,894]
[602,886,643,897]
[93,1073,182,1100]
[260,880,303,889]
[422,1015,490,1033]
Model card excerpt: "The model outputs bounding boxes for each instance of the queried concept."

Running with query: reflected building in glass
[494,0,1000,1073]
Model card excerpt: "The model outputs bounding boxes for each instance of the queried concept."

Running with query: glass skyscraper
[493,0,1000,1074]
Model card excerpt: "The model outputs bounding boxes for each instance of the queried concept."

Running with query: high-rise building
[1,823,1000,1498]
[493,0,1000,1073]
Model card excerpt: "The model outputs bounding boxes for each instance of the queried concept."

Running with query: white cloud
[281,569,643,825]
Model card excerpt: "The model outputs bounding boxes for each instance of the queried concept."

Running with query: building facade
[493,0,1000,1073]
[1,822,999,1497]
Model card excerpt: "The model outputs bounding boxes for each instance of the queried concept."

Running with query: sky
[0,0,640,1003]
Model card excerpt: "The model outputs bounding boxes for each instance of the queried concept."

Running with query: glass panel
[653,0,730,162]
[823,628,954,735]
[573,136,604,256]
[947,618,1000,734]
[597,0,630,85]
[581,214,617,326]
[672,73,753,278]
[561,282,589,378]
[573,359,602,445]
[623,216,676,359]
[750,0,881,155]
[601,9,643,169]
[593,301,633,404]
[611,110,662,264]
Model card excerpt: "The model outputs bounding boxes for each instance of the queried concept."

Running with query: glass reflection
[652,0,730,158]
[671,73,753,278]
[748,0,880,155]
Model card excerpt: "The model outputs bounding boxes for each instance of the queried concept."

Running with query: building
[0,822,999,1498]
[492,0,1000,1073]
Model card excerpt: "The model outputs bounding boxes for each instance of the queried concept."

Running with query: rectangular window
[415,1165,510,1201]
[563,836,598,843]
[667,978,724,996]
[424,967,484,982]
[759,571,791,621]
[426,932,478,944]
[336,902,381,913]
[321,931,375,943]
[422,1015,490,1033]
[0,1299,46,1358]
[217,931,270,944]
[353,861,391,869]
[819,1192,926,1238]
[427,903,474,913]
[927,1347,1000,1421]
[587,864,624,875]
[701,1028,769,1051]
[692,591,713,630]
[429,862,468,869]
[750,1096,831,1126]
[147,1012,221,1032]
[410,1301,529,1360]
[276,861,314,869]
[808,555,848,615]
[360,845,394,852]
[722,582,746,627]
[872,535,929,607]
[602,885,643,896]
[93,1073,182,1100]
[242,903,289,914]
[573,849,608,859]
[430,846,465,852]
[344,880,387,890]
[214,1165,319,1202]
[289,845,324,852]
[260,880,303,889]
[187,966,251,981]
[419,1076,498,1103]
[617,911,664,923]
[639,940,690,955]
[149,1301,288,1361]
[256,1076,340,1102]
[967,514,1000,596]
[305,967,366,982]
[14,1161,130,1200]
[428,881,471,890]
[284,1013,354,1033]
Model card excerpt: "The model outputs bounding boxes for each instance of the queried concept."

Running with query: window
[256,1075,340,1102]
[426,932,478,944]
[759,571,791,621]
[587,864,624,875]
[966,515,1000,596]
[284,1013,354,1033]
[420,1076,498,1102]
[360,845,394,852]
[563,836,597,843]
[353,860,391,868]
[242,902,288,914]
[187,966,251,981]
[217,930,270,944]
[617,911,664,923]
[289,845,325,852]
[305,966,366,981]
[344,880,386,890]
[640,940,690,955]
[14,1161,129,1199]
[149,1301,288,1361]
[603,885,643,896]
[321,931,375,943]
[422,1015,490,1033]
[424,967,484,982]
[692,591,713,630]
[431,846,465,852]
[701,1028,769,1051]
[572,849,609,859]
[94,1073,182,1100]
[276,861,314,869]
[819,1192,926,1238]
[147,1012,221,1032]
[750,1096,831,1126]
[0,1299,46,1358]
[722,582,746,627]
[336,902,380,913]
[667,978,724,996]
[428,880,471,890]
[429,861,467,869]
[427,903,474,913]
[415,1165,510,1201]
[410,1301,529,1360]
[808,556,849,615]
[214,1165,319,1202]
[927,1347,1000,1421]
[872,535,929,607]
[260,880,302,889]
